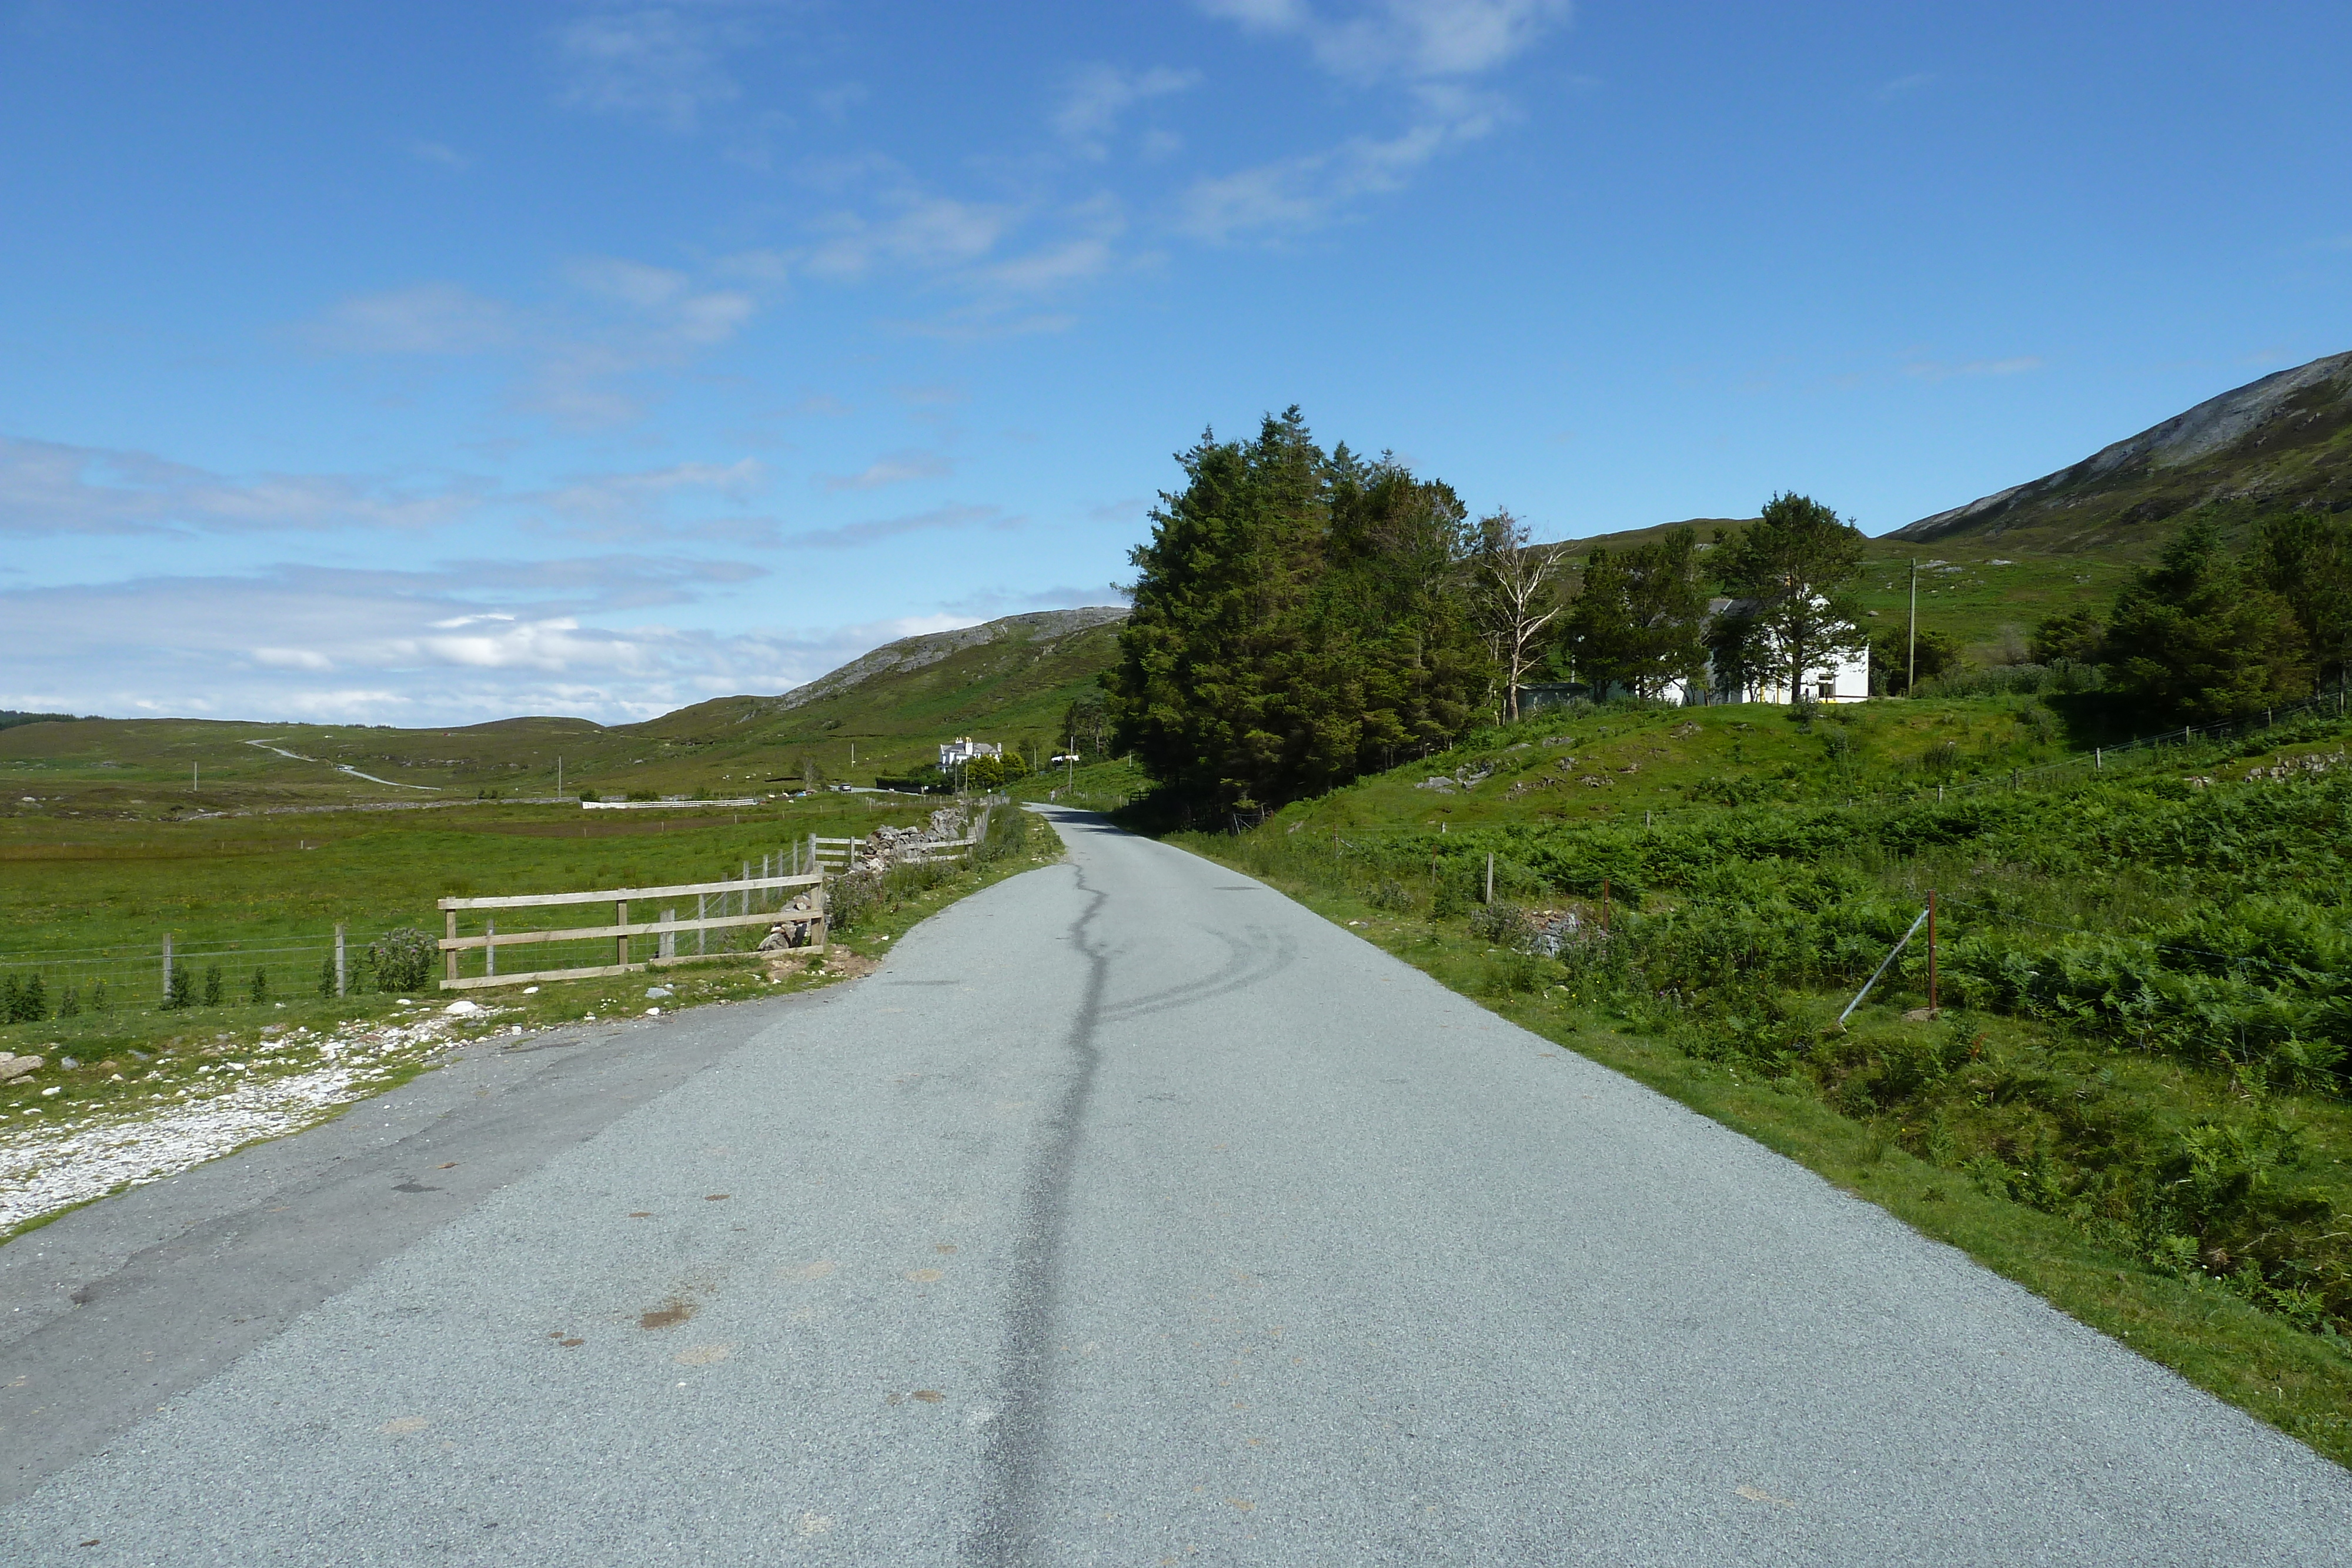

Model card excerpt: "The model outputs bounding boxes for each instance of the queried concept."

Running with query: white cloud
[0,564,1025,725]
[1901,356,2044,382]
[300,283,515,355]
[1054,63,1200,156]
[408,139,470,169]
[529,458,769,540]
[0,435,484,537]
[1201,0,1571,82]
[1180,1,1557,241]
[553,6,745,132]
[781,503,1015,549]
[1175,119,1466,242]
[1873,72,1934,103]
[802,195,1015,281]
[817,450,953,493]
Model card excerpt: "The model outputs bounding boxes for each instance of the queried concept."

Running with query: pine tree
[166,965,194,1010]
[2104,519,2311,722]
[1713,495,1867,703]
[59,986,79,1019]
[19,974,45,1022]
[1564,527,1710,699]
[2250,510,2352,686]
[1108,412,1498,811]
[203,964,224,1007]
[250,967,270,1005]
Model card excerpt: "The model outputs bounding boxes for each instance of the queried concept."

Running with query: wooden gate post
[616,899,630,968]
[813,874,829,954]
[445,910,459,985]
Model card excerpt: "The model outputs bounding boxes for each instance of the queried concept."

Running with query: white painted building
[939,736,1003,770]
[1672,595,1871,705]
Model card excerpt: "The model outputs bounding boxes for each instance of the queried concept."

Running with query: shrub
[1468,901,1539,951]
[165,965,194,1011]
[250,967,269,1004]
[59,986,79,1019]
[368,928,437,994]
[318,952,337,999]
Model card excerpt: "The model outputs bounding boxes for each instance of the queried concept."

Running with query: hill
[0,607,1128,821]
[1893,350,2352,553]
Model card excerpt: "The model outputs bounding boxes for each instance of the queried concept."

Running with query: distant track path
[3,807,2346,1563]
[244,737,441,790]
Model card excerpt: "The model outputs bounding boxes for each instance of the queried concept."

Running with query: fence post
[1927,890,1938,1017]
[486,917,496,978]
[1485,852,1494,904]
[696,891,707,956]
[617,899,630,969]
[335,923,346,997]
[659,908,676,961]
[162,932,173,1002]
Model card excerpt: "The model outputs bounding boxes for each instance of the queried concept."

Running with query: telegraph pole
[1907,559,1919,695]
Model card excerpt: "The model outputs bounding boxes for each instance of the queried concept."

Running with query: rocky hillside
[769,606,1127,711]
[1893,350,2352,553]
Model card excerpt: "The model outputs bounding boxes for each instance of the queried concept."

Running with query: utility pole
[1907,559,1918,696]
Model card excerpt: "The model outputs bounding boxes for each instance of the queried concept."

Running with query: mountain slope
[1893,350,2352,552]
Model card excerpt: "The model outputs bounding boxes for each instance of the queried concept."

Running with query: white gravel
[0,1012,491,1234]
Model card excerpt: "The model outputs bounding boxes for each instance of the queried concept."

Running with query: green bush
[368,928,437,994]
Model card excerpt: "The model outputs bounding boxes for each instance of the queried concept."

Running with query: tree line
[2030,508,2350,723]
[1102,409,1873,813]
[1102,409,2352,814]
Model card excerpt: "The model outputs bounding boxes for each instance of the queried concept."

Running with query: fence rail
[436,869,827,992]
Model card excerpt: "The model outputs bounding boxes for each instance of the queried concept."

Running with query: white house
[1672,595,1870,705]
[938,736,1003,770]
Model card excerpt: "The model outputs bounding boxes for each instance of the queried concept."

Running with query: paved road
[4,807,2348,1564]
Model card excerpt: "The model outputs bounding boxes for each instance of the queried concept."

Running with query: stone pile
[2244,748,2345,783]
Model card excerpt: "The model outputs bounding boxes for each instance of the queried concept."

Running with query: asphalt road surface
[4,807,2347,1564]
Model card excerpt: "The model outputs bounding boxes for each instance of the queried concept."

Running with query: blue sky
[4,1,2347,725]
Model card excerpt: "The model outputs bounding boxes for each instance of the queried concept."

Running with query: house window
[1816,678,1836,700]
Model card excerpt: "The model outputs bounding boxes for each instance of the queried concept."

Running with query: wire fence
[0,841,834,1019]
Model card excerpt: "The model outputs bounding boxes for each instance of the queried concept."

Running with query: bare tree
[1471,510,1567,723]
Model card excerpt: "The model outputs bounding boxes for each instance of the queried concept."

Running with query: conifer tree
[1564,527,1710,699]
[1712,494,1865,702]
[2104,519,2310,721]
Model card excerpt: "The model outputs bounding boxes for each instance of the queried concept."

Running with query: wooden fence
[436,869,826,992]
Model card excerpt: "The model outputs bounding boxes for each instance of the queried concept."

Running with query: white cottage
[938,736,1003,770]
